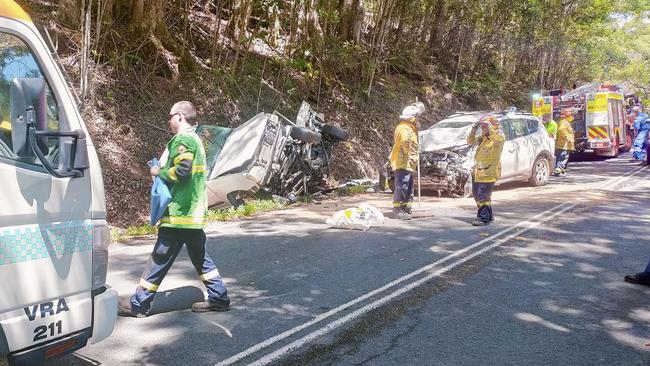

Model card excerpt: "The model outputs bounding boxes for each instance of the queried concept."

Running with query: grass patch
[335,184,372,196]
[111,224,158,242]
[207,199,287,222]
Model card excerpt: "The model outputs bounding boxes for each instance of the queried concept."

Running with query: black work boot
[118,297,147,318]
[624,272,650,286]
[192,298,231,313]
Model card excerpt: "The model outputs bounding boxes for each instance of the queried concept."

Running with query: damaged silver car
[382,111,555,198]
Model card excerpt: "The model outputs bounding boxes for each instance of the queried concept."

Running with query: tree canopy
[52,0,650,105]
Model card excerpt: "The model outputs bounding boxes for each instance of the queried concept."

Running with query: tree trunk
[130,0,168,34]
[227,0,252,42]
[58,0,83,29]
[427,0,448,54]
[113,0,183,81]
[268,4,281,48]
[339,0,364,43]
[301,0,324,42]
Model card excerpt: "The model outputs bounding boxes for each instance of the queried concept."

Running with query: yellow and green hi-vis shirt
[159,127,208,229]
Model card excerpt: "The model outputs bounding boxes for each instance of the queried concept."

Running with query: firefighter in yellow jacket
[553,108,575,177]
[467,114,505,226]
[389,105,421,220]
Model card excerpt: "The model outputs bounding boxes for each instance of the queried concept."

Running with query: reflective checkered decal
[0,221,93,265]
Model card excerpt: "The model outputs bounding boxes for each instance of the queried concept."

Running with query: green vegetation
[207,199,288,222]
[336,184,373,197]
[111,225,158,242]
[23,0,650,226]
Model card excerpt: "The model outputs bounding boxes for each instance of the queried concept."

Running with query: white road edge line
[216,165,647,366]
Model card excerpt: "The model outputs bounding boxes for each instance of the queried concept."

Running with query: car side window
[508,119,529,139]
[526,119,539,134]
[0,32,60,167]
[500,120,515,140]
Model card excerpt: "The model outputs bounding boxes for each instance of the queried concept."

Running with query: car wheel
[529,156,550,186]
[290,126,322,144]
[321,124,350,142]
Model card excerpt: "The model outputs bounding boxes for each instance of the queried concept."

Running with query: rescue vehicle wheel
[529,156,550,187]
[621,132,632,153]
[611,135,620,157]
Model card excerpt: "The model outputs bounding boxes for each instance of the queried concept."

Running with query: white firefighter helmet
[400,102,425,120]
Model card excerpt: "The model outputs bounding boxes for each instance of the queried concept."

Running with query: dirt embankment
[22,1,470,227]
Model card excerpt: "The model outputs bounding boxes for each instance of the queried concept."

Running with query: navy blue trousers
[472,181,494,223]
[131,227,229,314]
[393,169,414,212]
[554,149,570,174]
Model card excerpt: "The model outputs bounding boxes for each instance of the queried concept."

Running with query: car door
[499,119,519,179]
[508,119,534,175]
[525,118,545,162]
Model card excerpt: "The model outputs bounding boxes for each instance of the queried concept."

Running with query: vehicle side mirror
[10,78,45,159]
[62,132,89,170]
[10,78,86,178]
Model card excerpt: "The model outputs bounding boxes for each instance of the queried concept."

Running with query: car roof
[0,1,32,23]
[438,111,537,124]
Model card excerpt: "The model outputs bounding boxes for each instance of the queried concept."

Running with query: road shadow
[117,286,206,316]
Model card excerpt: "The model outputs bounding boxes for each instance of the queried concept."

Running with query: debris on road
[325,203,385,231]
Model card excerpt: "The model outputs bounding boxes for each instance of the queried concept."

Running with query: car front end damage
[419,146,474,197]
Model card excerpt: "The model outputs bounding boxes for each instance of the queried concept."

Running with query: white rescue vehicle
[0,2,116,364]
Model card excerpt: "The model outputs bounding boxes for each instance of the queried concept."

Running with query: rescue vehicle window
[0,32,60,168]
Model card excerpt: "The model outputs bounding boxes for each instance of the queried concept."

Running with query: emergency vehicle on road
[532,83,633,157]
[0,2,116,365]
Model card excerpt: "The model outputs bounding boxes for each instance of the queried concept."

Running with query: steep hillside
[16,1,497,226]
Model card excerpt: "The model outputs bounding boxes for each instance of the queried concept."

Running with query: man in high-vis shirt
[119,101,230,317]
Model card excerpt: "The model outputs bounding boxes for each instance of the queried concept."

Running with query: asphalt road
[55,153,650,366]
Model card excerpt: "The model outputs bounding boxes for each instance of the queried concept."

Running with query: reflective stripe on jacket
[159,127,208,229]
[468,126,505,183]
[555,118,575,151]
[389,121,419,172]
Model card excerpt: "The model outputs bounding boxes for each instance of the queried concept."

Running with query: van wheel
[290,126,322,144]
[529,156,550,186]
[321,124,350,142]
